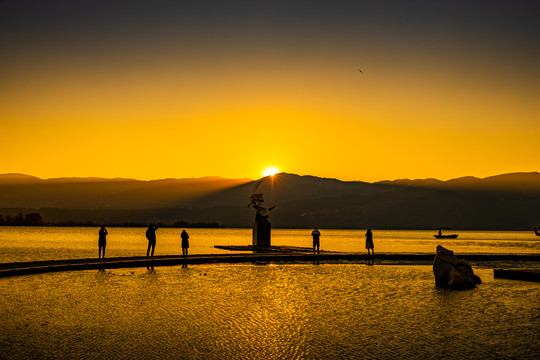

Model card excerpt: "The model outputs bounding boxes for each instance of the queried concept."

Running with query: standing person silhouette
[98,226,108,258]
[181,229,190,256]
[365,229,374,255]
[146,224,158,257]
[311,227,321,253]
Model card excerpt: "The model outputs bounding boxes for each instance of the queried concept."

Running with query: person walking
[98,226,108,258]
[365,228,374,255]
[146,224,158,257]
[181,229,190,256]
[311,227,321,253]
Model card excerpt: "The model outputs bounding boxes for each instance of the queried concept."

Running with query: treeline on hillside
[0,212,44,226]
[0,212,224,228]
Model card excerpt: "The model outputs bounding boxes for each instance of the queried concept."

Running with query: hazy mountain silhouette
[189,173,382,208]
[1,172,539,229]
[0,174,251,209]
[377,172,540,192]
[0,173,42,184]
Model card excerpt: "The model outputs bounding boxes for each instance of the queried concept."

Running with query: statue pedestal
[253,220,271,247]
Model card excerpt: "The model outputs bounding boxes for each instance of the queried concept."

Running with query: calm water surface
[0,227,539,263]
[0,228,538,359]
[0,265,538,359]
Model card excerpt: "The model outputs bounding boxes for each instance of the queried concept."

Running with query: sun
[262,166,280,177]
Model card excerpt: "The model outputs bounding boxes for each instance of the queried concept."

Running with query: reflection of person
[181,229,190,256]
[311,227,321,253]
[98,226,108,258]
[365,229,374,255]
[146,224,158,257]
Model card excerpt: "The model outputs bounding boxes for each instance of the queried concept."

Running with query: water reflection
[1,227,538,264]
[0,265,538,359]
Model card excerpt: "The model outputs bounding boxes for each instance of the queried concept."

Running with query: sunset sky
[1,0,539,182]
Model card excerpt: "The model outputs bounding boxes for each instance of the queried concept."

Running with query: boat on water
[535,226,540,236]
[434,227,459,239]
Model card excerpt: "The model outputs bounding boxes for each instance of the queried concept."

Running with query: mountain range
[1,172,539,229]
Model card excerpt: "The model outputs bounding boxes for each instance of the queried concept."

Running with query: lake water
[0,227,539,263]
[0,227,539,359]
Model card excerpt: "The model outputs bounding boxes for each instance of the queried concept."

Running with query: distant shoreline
[0,224,538,232]
[2,172,540,230]
[0,222,226,229]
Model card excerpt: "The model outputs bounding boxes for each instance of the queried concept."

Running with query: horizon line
[1,171,539,184]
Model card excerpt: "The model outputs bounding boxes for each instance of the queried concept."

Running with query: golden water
[0,264,538,359]
[1,227,539,359]
[0,227,538,263]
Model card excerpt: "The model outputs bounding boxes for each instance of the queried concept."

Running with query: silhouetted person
[146,224,158,257]
[365,229,374,255]
[311,227,321,253]
[98,226,108,258]
[181,229,190,256]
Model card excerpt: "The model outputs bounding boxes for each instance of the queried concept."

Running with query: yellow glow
[262,167,280,177]
[1,40,539,182]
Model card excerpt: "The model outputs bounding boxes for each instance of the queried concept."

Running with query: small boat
[535,226,540,236]
[434,227,459,239]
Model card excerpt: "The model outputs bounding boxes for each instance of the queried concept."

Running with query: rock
[433,245,481,289]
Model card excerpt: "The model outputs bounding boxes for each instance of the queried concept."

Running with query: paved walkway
[1,252,539,278]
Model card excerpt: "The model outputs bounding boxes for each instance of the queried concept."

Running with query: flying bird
[358,69,363,74]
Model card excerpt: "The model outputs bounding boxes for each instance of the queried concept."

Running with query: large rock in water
[433,245,482,289]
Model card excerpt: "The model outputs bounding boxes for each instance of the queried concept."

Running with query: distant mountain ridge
[1,172,539,229]
[376,172,540,190]
[0,174,253,209]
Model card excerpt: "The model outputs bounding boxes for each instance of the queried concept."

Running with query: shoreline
[1,225,539,231]
[1,252,539,278]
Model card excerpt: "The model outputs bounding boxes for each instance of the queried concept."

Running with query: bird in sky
[358,69,363,74]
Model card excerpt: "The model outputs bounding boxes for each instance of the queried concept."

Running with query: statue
[248,180,275,247]
[248,193,275,222]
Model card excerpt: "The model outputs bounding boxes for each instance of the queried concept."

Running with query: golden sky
[1,1,539,182]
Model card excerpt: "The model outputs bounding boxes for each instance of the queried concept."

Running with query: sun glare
[262,166,280,177]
